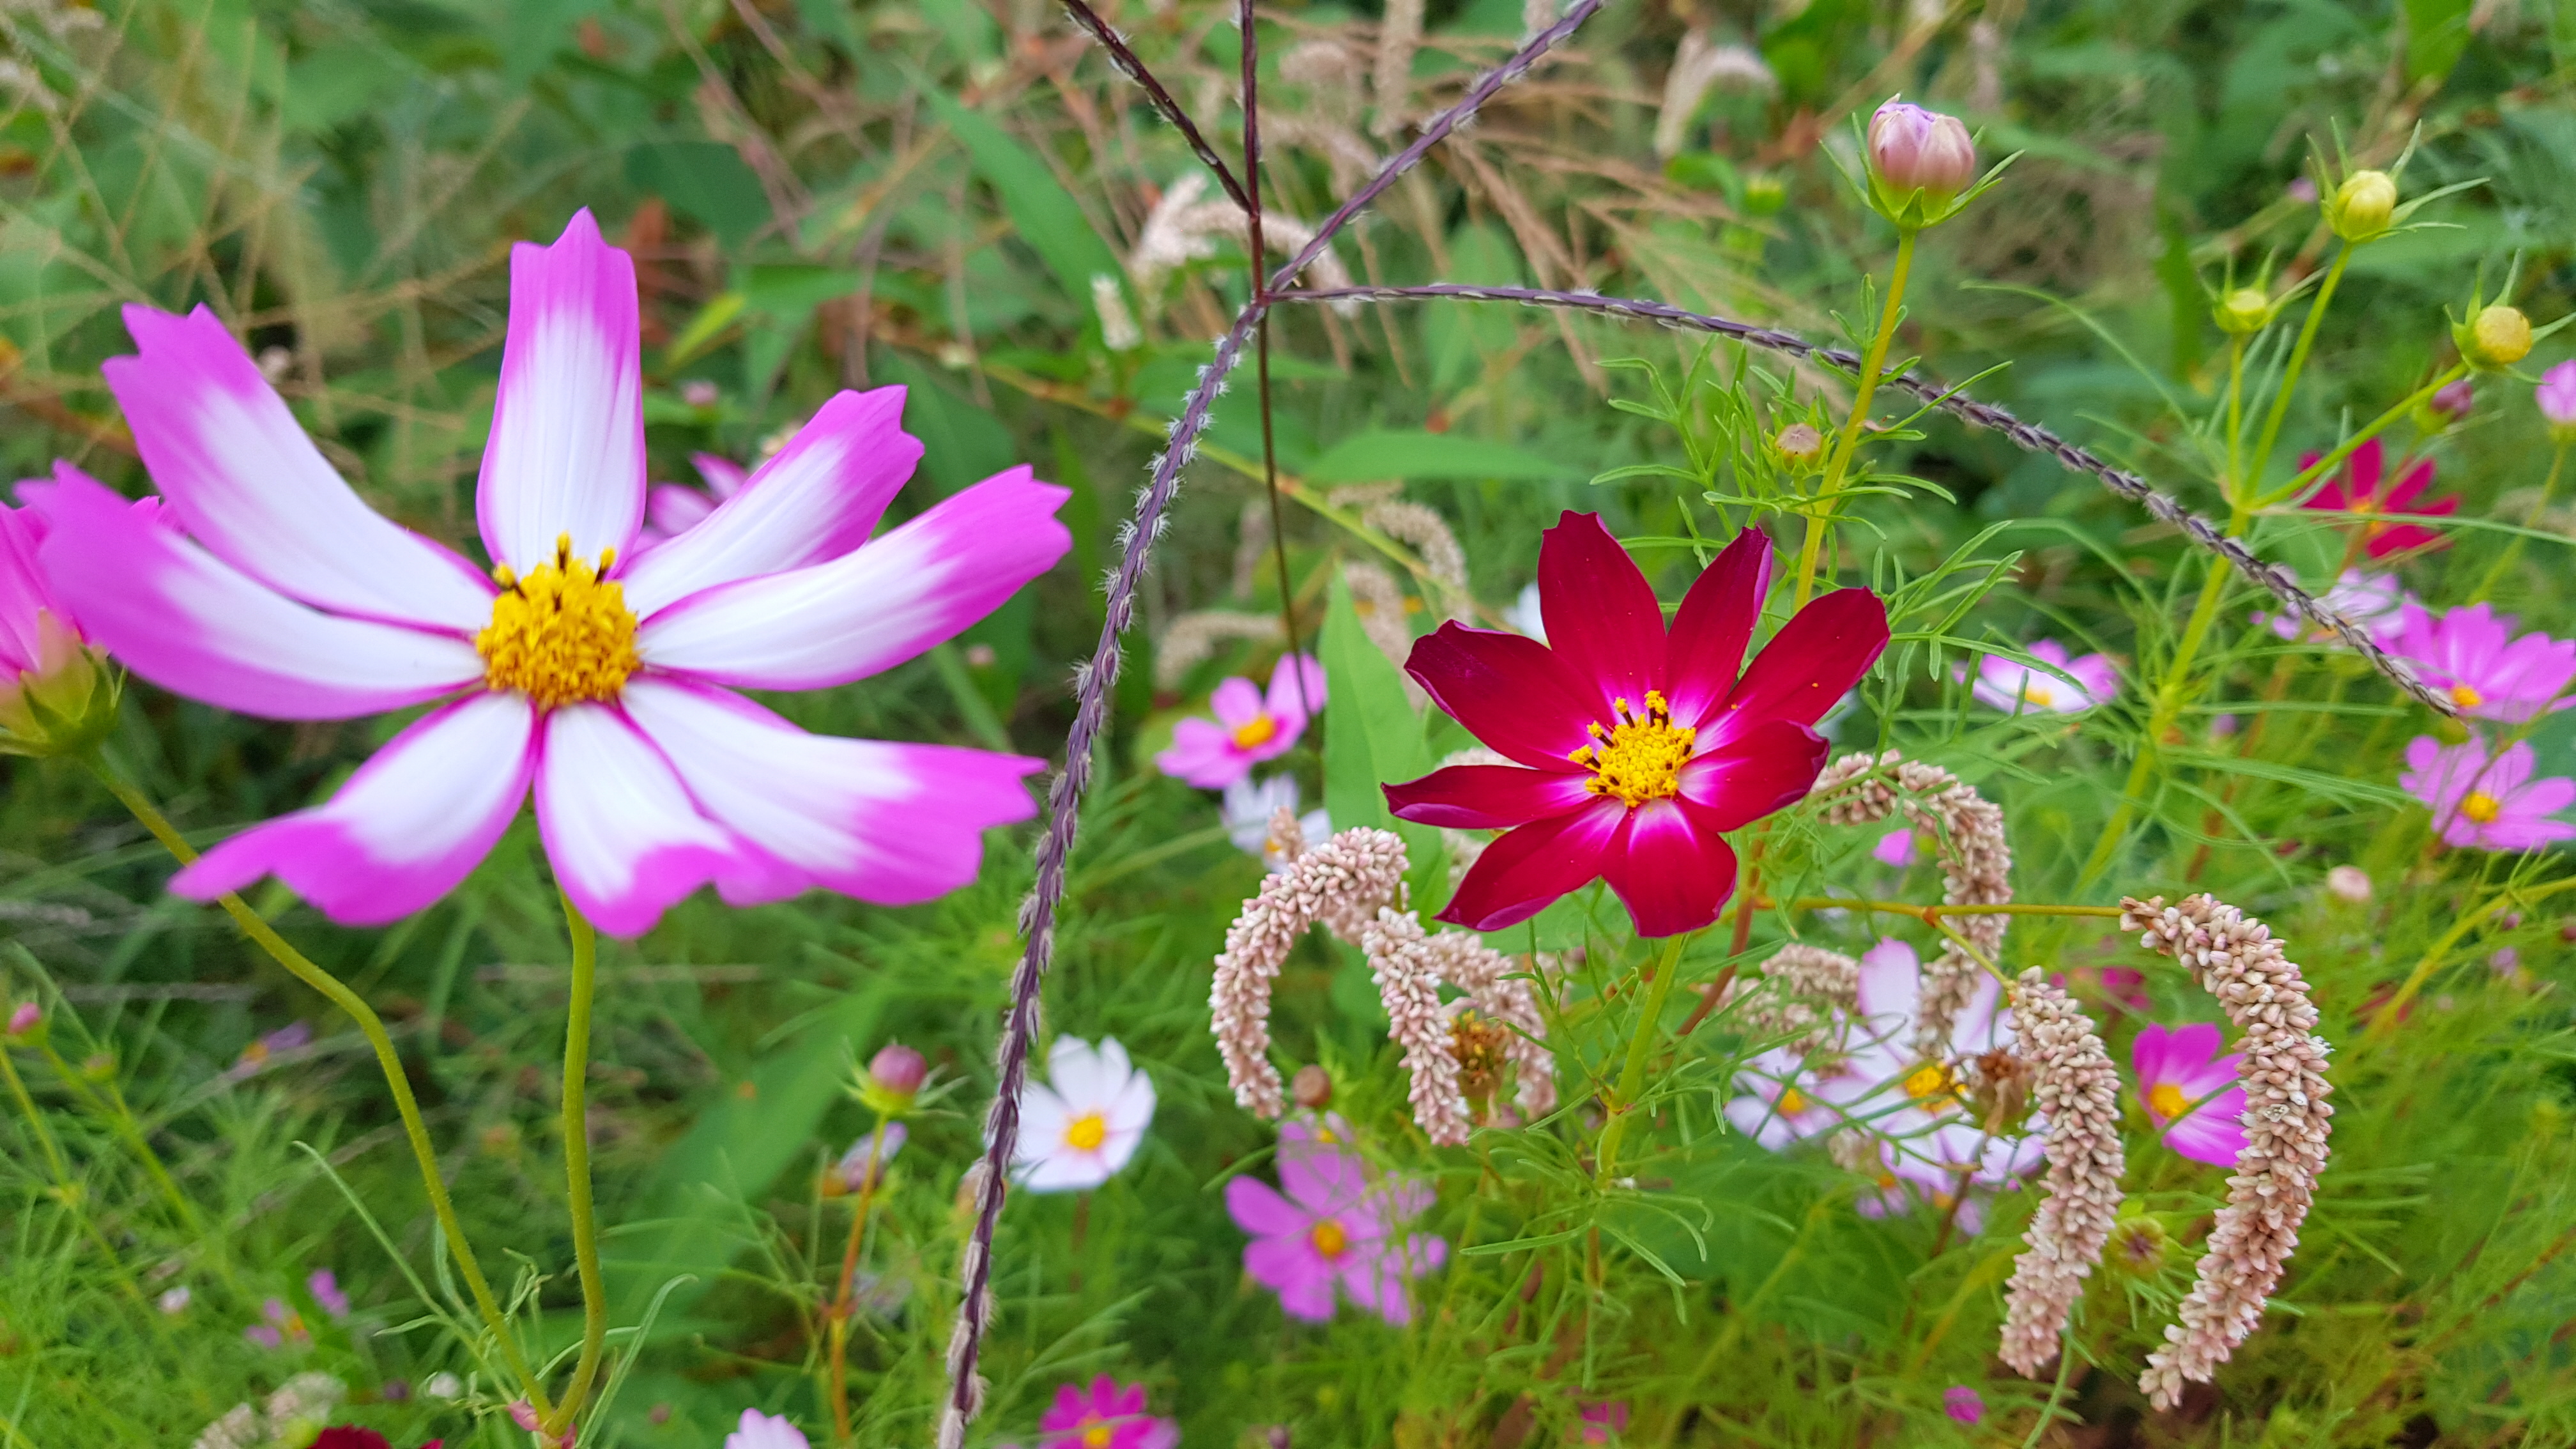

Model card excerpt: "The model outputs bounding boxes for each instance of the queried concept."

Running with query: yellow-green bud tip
[2216,288,2270,335]
[2327,169,2396,241]
[2463,305,2533,369]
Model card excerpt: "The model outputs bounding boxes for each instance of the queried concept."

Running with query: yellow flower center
[1084,1427,1113,1449]
[2463,791,2503,824]
[2021,682,2055,707]
[1776,1087,1807,1116]
[2147,1082,2188,1122]
[1904,1064,1958,1105]
[475,535,639,710]
[1064,1112,1108,1151]
[1231,712,1279,750]
[2450,684,2483,709]
[1309,1219,1348,1259]
[1567,690,1696,808]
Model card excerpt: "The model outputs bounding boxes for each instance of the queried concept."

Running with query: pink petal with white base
[476,210,647,573]
[645,484,717,539]
[103,306,494,631]
[534,702,739,936]
[172,692,535,924]
[36,471,482,720]
[620,387,922,615]
[620,678,1038,907]
[636,470,1070,689]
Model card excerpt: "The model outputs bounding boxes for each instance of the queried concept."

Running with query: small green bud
[0,624,119,761]
[1741,173,1786,217]
[1772,422,1826,471]
[2456,304,2533,370]
[2214,287,2272,335]
[2327,169,2396,241]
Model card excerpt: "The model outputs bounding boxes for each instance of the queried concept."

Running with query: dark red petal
[2303,480,2351,512]
[1677,718,1829,830]
[2365,524,2451,559]
[1386,764,1595,829]
[1711,588,1889,737]
[1434,801,1625,933]
[1537,511,1667,717]
[1404,622,1601,770]
[2346,437,2384,498]
[2384,457,2436,509]
[1599,799,1740,939]
[1664,528,1774,728]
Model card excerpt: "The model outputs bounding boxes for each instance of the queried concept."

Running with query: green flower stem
[1,1040,157,1312]
[2255,364,2471,510]
[2224,335,2248,496]
[826,1117,891,1447]
[547,891,610,1439]
[1792,229,1917,610]
[91,762,550,1418]
[2246,248,2354,493]
[1594,931,1692,1186]
[2471,443,2570,603]
[2366,875,2576,1041]
[32,1037,197,1232]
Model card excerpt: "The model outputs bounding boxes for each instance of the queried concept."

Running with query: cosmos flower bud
[1867,100,1976,208]
[2326,169,2396,241]
[1740,172,1786,217]
[5,1002,37,1038]
[2538,361,2576,445]
[2324,865,2372,903]
[2458,305,2533,370]
[1291,1063,1333,1110]
[1772,422,1825,470]
[859,1041,927,1116]
[2428,379,2473,422]
[2214,287,2271,335]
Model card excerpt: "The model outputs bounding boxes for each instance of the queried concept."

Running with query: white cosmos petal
[534,702,738,937]
[475,210,646,573]
[103,306,494,630]
[1018,1149,1110,1193]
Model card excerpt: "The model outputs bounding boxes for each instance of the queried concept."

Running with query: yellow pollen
[1309,1219,1348,1259]
[475,534,639,710]
[1776,1087,1807,1116]
[1904,1064,1957,1103]
[1084,1427,1113,1449]
[1232,712,1279,750]
[2147,1082,2189,1122]
[1064,1111,1108,1151]
[1313,1126,1338,1144]
[2021,682,2055,707]
[2450,684,2483,709]
[1567,689,1695,808]
[2462,791,2503,824]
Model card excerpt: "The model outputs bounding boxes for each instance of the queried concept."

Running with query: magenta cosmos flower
[2387,602,2576,722]
[642,450,748,542]
[2538,360,2576,443]
[1384,516,1887,938]
[2400,736,2576,851]
[37,211,1067,935]
[1037,1376,1177,1449]
[0,477,124,756]
[2298,438,2457,558]
[1155,652,1324,788]
[1968,638,2115,715]
[2130,1022,2246,1167]
[1224,1118,1447,1324]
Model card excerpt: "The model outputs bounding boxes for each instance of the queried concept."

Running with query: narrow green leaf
[1304,429,1566,483]
[921,89,1123,310]
[1321,571,1432,857]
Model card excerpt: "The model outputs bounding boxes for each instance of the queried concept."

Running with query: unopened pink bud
[2537,360,2576,443]
[2428,379,2472,422]
[1867,99,1975,205]
[868,1043,926,1096]
[6,1002,38,1036]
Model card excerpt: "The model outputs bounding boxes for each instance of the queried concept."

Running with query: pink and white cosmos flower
[2400,735,2576,852]
[1968,639,2117,716]
[37,211,1068,935]
[1155,652,1325,788]
[2129,1022,2246,1167]
[2386,602,2576,723]
[642,450,751,543]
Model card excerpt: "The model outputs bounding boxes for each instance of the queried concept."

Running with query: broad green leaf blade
[1321,571,1435,869]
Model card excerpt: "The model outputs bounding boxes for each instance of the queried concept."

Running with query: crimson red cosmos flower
[2298,438,2457,558]
[1384,514,1888,938]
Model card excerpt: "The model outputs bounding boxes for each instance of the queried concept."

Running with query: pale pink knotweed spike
[1424,931,1557,1118]
[2121,895,2334,1409]
[1998,970,2126,1377]
[1360,907,1473,1146]
[1815,750,2013,1050]
[1266,805,1309,865]
[1208,827,1409,1118]
[1722,942,1862,1053]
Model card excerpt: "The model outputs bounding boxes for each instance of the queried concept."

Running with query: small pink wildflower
[1036,1376,1177,1449]
[244,1296,307,1349]
[830,1121,905,1194]
[2388,602,2576,722]
[5,1002,36,1036]
[307,1268,350,1318]
[2400,737,2576,851]
[1873,827,1916,866]
[1968,640,2115,715]
[2256,569,2407,646]
[642,452,750,542]
[1224,1119,1447,1324]
[235,1020,310,1070]
[1156,654,1324,788]
[723,1408,809,1449]
[2131,1023,2246,1167]
[1943,1386,1984,1424]
[2538,360,2576,443]
[1575,1400,1629,1444]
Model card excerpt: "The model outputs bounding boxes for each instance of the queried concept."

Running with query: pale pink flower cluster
[1722,942,1861,1054]
[1209,827,1409,1118]
[1360,908,1473,1146]
[1997,971,2126,1378]
[1814,751,2012,1050]
[2120,895,2334,1409]
[1422,926,1557,1124]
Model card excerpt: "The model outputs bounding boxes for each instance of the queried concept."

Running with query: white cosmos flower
[1221,773,1331,873]
[1013,1037,1155,1192]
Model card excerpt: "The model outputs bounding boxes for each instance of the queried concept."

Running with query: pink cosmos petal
[2163,1107,2247,1167]
[1853,938,1922,1026]
[34,471,484,721]
[0,499,57,674]
[1342,1234,1446,1325]
[1383,763,1595,829]
[1597,797,1739,939]
[1402,623,1602,770]
[1209,675,1267,730]
[476,210,647,574]
[2128,1023,2178,1087]
[1262,652,1326,729]
[620,387,921,615]
[645,483,717,539]
[620,678,1037,907]
[2170,1052,2243,1104]
[1155,717,1257,789]
[1223,1175,1310,1237]
[1662,527,1773,728]
[1535,512,1669,716]
[1708,588,1889,740]
[1278,1121,1370,1211]
[533,702,740,936]
[1246,1236,1337,1320]
[1872,827,1917,866]
[1435,797,1626,933]
[102,306,494,631]
[635,470,1071,690]
[1675,718,1829,830]
[172,692,535,924]
[693,453,749,498]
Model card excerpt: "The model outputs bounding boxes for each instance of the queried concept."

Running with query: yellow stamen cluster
[1776,1086,1808,1116]
[1084,1426,1113,1449]
[1903,1063,1960,1107]
[2462,790,2503,824]
[2450,684,2483,709]
[1308,1219,1348,1259]
[2147,1082,2189,1122]
[1567,689,1695,808]
[1449,1009,1510,1106]
[1232,713,1280,751]
[475,534,640,710]
[1064,1111,1109,1151]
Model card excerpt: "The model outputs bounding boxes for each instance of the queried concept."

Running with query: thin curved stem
[2472,443,2569,602]
[1794,229,1916,609]
[1594,931,1689,1186]
[547,892,610,1438]
[2246,249,2353,492]
[92,761,549,1415]
[827,1117,889,1446]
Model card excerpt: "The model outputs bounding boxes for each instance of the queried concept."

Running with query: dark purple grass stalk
[935,6,1604,1442]
[1268,281,2453,716]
